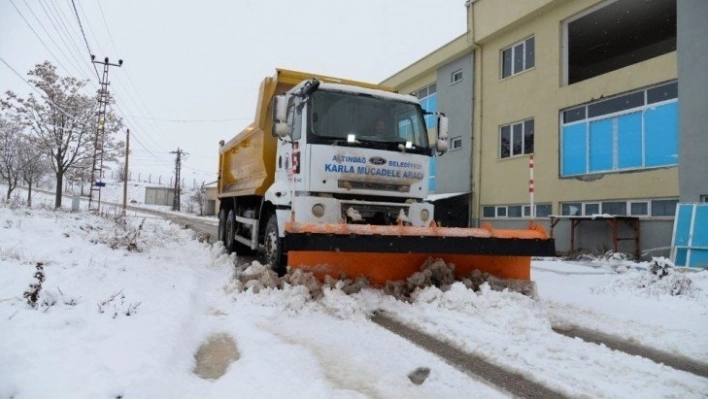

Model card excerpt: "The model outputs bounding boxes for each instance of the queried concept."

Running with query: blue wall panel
[589,119,613,172]
[645,102,679,167]
[561,123,587,176]
[672,204,708,267]
[618,112,642,169]
[693,206,708,246]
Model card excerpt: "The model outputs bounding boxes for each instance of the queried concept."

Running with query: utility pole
[122,129,129,215]
[171,148,186,211]
[88,55,123,212]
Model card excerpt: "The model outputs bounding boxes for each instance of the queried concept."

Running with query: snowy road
[1,189,707,398]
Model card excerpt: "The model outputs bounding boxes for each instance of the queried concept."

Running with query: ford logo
[369,156,386,165]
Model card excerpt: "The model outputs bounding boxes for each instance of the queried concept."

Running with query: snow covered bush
[593,257,698,297]
[88,216,146,252]
[22,262,45,309]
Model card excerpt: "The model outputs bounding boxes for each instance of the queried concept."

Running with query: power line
[69,0,100,80]
[40,0,96,79]
[125,116,252,123]
[75,0,105,57]
[8,0,77,78]
[77,1,174,154]
[22,0,87,79]
[94,0,119,55]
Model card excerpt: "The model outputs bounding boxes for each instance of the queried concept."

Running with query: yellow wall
[472,0,679,215]
[382,34,471,94]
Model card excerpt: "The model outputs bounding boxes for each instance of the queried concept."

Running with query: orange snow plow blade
[284,221,555,286]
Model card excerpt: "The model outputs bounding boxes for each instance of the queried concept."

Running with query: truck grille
[340,203,406,225]
[338,180,409,192]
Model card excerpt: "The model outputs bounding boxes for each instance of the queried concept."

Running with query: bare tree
[189,182,207,216]
[2,61,123,208]
[0,112,24,200]
[20,136,49,207]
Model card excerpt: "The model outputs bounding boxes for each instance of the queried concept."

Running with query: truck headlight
[420,209,430,221]
[312,204,325,218]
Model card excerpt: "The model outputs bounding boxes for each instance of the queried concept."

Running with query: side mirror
[299,79,320,98]
[436,115,449,153]
[273,95,288,124]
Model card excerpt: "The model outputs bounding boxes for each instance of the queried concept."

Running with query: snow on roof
[302,82,421,104]
[425,191,470,202]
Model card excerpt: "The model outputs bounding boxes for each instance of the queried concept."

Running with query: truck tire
[225,210,237,253]
[218,209,227,245]
[264,214,286,276]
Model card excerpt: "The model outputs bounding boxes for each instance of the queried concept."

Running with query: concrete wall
[144,187,174,206]
[205,186,220,216]
[678,0,708,203]
[435,53,474,194]
[481,217,673,259]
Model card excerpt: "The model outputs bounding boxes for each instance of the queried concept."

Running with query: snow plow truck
[217,69,555,286]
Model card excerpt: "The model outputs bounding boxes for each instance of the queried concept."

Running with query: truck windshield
[308,90,431,154]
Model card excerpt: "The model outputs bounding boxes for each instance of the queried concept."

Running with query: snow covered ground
[1,188,707,398]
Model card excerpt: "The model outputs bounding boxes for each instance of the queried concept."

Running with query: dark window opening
[567,0,676,84]
[501,37,535,79]
[562,202,582,216]
[651,199,678,216]
[602,201,627,216]
[508,206,522,217]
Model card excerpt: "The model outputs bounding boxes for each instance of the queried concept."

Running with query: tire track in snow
[552,325,708,378]
[372,312,569,399]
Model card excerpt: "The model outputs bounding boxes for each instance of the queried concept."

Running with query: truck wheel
[218,209,227,244]
[225,210,237,253]
[264,214,286,276]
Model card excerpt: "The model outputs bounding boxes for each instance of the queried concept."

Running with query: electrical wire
[8,0,78,79]
[69,0,100,80]
[21,0,88,80]
[40,0,95,79]
[125,116,252,123]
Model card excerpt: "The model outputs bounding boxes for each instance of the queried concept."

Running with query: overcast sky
[0,1,466,184]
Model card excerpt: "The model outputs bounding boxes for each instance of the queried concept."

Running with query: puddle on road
[193,333,240,380]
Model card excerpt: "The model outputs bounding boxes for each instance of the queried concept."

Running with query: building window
[500,119,534,159]
[630,201,649,216]
[701,195,708,203]
[560,82,678,177]
[451,69,463,84]
[451,137,463,150]
[651,199,678,217]
[564,0,676,85]
[536,204,552,218]
[508,206,522,217]
[485,204,552,218]
[523,204,552,218]
[415,83,438,130]
[561,202,582,216]
[601,202,627,216]
[584,203,600,216]
[501,36,535,79]
[561,199,678,217]
[414,83,438,192]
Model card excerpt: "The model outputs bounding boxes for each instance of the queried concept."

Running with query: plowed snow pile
[229,257,535,304]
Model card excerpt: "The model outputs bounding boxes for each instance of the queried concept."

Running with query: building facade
[384,0,701,257]
[677,0,708,203]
